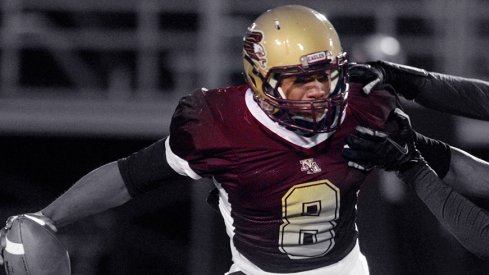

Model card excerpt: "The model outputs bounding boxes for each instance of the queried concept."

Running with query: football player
[343,108,489,260]
[1,5,415,275]
[349,61,489,199]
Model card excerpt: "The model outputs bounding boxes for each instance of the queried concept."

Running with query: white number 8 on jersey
[279,180,340,259]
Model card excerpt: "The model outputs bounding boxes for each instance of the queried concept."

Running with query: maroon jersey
[168,83,397,273]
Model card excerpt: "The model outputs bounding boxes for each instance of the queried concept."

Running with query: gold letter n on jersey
[300,158,322,174]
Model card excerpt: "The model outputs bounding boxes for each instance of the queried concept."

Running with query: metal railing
[0,0,488,137]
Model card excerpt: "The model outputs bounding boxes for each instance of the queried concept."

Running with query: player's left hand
[342,108,423,172]
[0,212,57,265]
[348,62,385,95]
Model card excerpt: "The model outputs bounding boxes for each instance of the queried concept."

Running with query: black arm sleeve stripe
[117,137,188,197]
[415,131,451,179]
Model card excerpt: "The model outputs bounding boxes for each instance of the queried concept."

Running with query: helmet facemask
[254,52,349,135]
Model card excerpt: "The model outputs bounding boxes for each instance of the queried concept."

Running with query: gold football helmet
[243,5,348,135]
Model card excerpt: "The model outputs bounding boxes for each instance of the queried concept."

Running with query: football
[3,214,71,275]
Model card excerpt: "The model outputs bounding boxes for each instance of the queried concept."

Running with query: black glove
[343,108,423,172]
[348,62,387,95]
[349,61,429,99]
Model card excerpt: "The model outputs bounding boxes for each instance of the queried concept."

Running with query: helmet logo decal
[244,30,267,69]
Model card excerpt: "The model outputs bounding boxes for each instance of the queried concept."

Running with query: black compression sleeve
[415,73,489,121]
[400,161,489,260]
[117,137,187,197]
[378,61,489,120]
[414,132,451,179]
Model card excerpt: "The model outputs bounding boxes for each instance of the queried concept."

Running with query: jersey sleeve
[168,88,227,178]
[118,87,229,197]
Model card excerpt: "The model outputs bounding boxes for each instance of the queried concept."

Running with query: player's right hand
[0,212,57,265]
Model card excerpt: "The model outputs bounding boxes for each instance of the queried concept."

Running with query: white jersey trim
[165,137,202,180]
[213,178,236,239]
[245,89,337,149]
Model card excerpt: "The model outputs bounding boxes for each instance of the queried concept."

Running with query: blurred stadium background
[1,0,489,274]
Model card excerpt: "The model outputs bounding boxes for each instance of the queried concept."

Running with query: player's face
[279,70,332,119]
[280,70,332,101]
